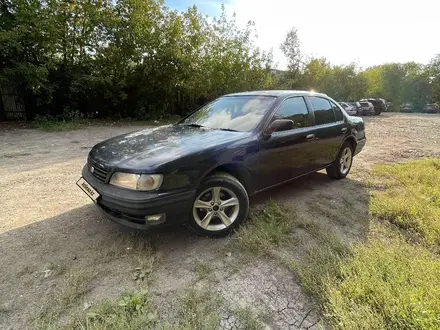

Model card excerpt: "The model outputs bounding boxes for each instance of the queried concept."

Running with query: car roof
[224,90,328,98]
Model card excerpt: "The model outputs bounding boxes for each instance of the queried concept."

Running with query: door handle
[341,127,348,133]
[306,134,315,140]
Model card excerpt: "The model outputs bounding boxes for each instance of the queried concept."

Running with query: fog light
[145,213,166,224]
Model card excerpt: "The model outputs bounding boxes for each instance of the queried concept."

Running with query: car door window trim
[271,126,315,137]
[312,120,345,130]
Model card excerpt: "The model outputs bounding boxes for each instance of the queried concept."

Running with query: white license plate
[76,177,100,201]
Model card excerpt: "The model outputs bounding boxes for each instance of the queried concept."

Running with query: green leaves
[1,0,272,120]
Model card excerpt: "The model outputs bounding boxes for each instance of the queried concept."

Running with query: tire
[188,172,249,237]
[326,142,354,179]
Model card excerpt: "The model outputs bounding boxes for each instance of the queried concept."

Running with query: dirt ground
[1,113,440,330]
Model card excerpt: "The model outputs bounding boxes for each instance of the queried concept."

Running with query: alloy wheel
[192,186,240,231]
[340,147,352,175]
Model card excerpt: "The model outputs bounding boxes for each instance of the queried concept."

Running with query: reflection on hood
[89,124,249,170]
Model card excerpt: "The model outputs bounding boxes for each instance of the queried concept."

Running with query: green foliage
[1,1,272,120]
[2,2,438,120]
[278,27,438,107]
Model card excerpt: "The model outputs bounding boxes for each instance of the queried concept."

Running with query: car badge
[90,166,95,173]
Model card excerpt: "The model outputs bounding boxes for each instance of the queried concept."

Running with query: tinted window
[273,97,309,129]
[309,97,335,125]
[331,101,344,121]
[182,96,276,132]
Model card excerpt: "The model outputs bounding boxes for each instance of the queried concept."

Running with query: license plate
[76,177,100,201]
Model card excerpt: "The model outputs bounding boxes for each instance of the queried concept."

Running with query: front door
[257,96,319,190]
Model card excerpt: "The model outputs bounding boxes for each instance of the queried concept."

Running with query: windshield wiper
[182,123,204,128]
[217,127,239,132]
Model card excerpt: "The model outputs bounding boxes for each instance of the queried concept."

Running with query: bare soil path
[1,113,440,329]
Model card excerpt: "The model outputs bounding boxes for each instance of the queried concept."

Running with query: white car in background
[359,101,375,115]
[339,102,357,116]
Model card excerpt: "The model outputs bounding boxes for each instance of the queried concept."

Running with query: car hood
[88,124,250,171]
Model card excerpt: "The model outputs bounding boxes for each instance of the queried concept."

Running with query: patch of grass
[193,262,213,282]
[234,307,266,330]
[171,288,222,330]
[236,200,295,253]
[59,271,95,307]
[289,227,350,298]
[67,288,221,330]
[369,159,440,247]
[41,285,222,330]
[324,227,440,330]
[34,118,88,131]
[36,270,96,329]
[69,290,157,330]
[290,159,440,330]
[33,116,181,132]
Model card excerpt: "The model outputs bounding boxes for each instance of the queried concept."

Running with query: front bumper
[82,166,195,230]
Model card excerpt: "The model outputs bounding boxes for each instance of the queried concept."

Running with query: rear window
[309,97,336,125]
[331,101,344,121]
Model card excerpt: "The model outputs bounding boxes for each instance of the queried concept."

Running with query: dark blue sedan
[77,90,366,236]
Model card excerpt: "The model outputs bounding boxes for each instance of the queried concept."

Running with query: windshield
[181,96,276,132]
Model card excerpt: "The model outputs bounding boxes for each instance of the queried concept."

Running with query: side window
[309,97,336,125]
[273,97,309,129]
[331,101,344,121]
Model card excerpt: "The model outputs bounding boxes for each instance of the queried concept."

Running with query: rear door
[306,96,346,167]
[257,96,318,190]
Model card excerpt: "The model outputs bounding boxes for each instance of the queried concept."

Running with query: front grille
[88,158,108,183]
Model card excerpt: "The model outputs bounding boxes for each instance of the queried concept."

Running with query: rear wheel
[326,142,353,179]
[188,172,249,237]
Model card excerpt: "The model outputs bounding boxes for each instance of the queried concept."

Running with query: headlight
[109,172,163,191]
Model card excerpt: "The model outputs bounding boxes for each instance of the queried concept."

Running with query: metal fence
[0,86,26,121]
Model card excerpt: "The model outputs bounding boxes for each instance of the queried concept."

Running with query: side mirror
[267,119,294,134]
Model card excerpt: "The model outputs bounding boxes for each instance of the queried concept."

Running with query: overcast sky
[166,0,439,69]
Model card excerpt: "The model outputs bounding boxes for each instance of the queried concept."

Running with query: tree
[427,54,440,104]
[279,27,301,88]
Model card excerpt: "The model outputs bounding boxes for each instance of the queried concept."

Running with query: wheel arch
[344,135,357,151]
[198,163,252,194]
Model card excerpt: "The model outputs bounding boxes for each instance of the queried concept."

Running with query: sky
[165,0,439,70]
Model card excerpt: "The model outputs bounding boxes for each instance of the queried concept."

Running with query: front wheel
[188,172,249,237]
[326,142,354,179]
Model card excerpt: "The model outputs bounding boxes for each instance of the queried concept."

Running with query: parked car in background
[379,99,388,112]
[77,90,366,236]
[338,102,357,116]
[423,103,439,113]
[361,98,386,115]
[359,101,375,115]
[349,102,363,115]
[401,102,413,113]
[386,102,394,112]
